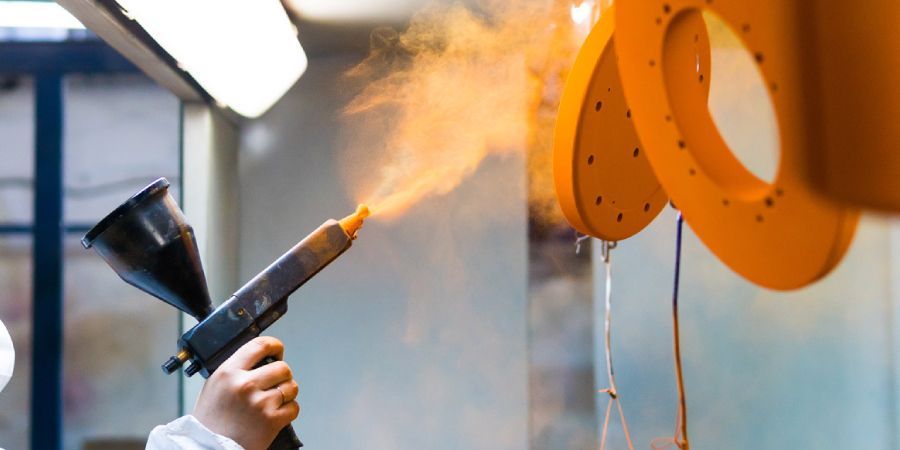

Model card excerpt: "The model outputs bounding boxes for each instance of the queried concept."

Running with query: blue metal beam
[0,224,96,235]
[0,40,138,74]
[0,224,32,235]
[31,73,64,450]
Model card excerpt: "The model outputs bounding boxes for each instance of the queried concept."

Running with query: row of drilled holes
[588,98,646,223]
[651,6,784,224]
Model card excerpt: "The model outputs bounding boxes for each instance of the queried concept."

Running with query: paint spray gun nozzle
[339,204,370,239]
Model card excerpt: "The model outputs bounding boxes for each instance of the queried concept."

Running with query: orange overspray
[339,1,592,223]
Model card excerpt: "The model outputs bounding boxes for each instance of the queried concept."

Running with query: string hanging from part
[651,213,690,450]
[596,240,635,450]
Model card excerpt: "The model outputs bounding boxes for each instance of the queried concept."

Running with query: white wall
[237,55,530,450]
[593,210,898,450]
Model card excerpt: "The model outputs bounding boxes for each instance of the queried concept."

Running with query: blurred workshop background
[0,1,899,450]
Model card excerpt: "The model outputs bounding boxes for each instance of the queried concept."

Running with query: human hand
[193,336,300,450]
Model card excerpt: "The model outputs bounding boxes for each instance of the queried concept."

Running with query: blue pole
[31,73,64,450]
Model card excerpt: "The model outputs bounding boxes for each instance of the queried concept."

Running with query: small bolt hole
[722,199,730,206]
[764,197,774,207]
[644,203,650,212]
[677,140,686,149]
[616,213,623,223]
[633,147,640,157]
[587,154,595,165]
[595,101,603,111]
[595,195,603,205]
[755,52,765,63]
[663,4,671,14]
[756,214,764,223]
[626,109,632,118]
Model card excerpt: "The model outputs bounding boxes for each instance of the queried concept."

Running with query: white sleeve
[146,415,245,450]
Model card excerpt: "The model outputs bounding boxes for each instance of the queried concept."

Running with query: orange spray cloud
[340,1,595,222]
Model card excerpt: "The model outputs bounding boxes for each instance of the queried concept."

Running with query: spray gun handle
[255,356,303,449]
[270,424,302,450]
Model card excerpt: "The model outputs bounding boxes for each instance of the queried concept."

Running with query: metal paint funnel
[81,178,213,321]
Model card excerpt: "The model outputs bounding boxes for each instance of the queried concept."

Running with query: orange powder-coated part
[553,6,711,241]
[799,1,900,212]
[614,1,858,290]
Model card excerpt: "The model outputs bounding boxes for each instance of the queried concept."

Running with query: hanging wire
[651,212,690,450]
[596,239,635,450]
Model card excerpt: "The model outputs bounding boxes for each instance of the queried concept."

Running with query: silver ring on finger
[275,385,287,406]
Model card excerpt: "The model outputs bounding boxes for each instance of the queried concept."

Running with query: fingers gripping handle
[256,356,303,449]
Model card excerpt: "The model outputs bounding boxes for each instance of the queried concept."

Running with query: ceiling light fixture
[0,1,85,29]
[112,0,307,118]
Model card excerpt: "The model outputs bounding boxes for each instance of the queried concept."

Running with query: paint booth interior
[1,1,900,450]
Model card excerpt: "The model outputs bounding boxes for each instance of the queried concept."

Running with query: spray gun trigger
[185,360,201,377]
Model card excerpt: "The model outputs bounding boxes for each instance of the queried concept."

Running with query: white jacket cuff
[146,415,244,450]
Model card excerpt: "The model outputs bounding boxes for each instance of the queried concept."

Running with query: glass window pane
[63,74,180,225]
[62,73,181,449]
[63,235,179,449]
[0,236,33,450]
[0,76,35,224]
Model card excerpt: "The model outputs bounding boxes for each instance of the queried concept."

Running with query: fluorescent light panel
[284,0,429,23]
[0,1,85,29]
[115,0,307,118]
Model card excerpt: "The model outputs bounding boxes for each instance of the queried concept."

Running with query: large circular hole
[702,10,780,184]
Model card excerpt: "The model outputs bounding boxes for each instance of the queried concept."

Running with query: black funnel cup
[82,178,213,321]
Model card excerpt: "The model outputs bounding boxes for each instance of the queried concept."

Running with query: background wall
[236,55,530,450]
[593,211,898,450]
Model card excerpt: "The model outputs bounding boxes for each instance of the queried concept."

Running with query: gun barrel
[171,206,368,377]
[232,218,353,308]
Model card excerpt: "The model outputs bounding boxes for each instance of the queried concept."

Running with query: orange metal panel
[614,1,858,290]
[800,1,900,212]
[553,6,710,241]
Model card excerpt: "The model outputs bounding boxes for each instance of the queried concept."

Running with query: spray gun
[81,178,368,449]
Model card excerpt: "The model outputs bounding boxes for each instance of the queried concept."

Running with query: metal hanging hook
[601,240,617,263]
[574,231,591,255]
